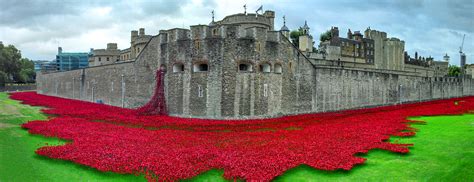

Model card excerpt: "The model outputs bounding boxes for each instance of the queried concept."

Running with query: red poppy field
[9,92,474,181]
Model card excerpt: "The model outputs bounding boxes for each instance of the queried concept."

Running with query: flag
[256,5,263,14]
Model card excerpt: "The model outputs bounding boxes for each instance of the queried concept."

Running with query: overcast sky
[0,0,472,65]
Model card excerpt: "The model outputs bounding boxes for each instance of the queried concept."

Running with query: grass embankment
[0,92,145,181]
[0,92,473,181]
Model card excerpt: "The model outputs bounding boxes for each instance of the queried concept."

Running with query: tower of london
[36,10,474,119]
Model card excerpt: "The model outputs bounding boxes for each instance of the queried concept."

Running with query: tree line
[0,43,35,87]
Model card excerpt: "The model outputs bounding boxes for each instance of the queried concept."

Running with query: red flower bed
[10,92,474,181]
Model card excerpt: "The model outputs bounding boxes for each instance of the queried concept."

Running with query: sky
[0,0,472,65]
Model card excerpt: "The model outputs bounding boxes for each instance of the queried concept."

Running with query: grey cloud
[0,0,83,26]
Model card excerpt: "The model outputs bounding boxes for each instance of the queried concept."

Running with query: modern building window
[193,63,208,72]
[274,64,282,74]
[259,63,271,73]
[173,63,185,73]
[239,63,252,72]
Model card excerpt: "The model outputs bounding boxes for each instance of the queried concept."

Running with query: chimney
[139,28,145,36]
[331,27,339,38]
[58,47,63,54]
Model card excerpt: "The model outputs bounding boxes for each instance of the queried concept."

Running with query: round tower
[280,15,289,38]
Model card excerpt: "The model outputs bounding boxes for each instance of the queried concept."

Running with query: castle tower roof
[301,20,310,35]
[302,20,310,29]
[209,10,216,26]
[280,15,289,32]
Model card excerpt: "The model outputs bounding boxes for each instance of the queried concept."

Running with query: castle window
[195,41,200,49]
[212,28,218,36]
[173,63,184,73]
[256,42,261,52]
[98,57,101,62]
[193,63,208,72]
[239,63,253,72]
[263,84,268,97]
[138,47,140,53]
[198,85,204,97]
[274,64,282,74]
[259,63,271,73]
[107,57,110,62]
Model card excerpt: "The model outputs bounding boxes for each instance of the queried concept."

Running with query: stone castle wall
[36,25,474,119]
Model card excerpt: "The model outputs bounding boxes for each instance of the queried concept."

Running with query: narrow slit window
[263,84,268,97]
[198,85,204,97]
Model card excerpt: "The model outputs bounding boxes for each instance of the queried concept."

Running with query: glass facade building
[56,47,90,71]
[33,60,57,72]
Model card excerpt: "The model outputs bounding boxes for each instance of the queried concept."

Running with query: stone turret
[131,30,138,42]
[107,43,117,50]
[217,10,275,30]
[299,21,313,52]
[129,28,152,59]
[347,29,353,39]
[263,10,275,30]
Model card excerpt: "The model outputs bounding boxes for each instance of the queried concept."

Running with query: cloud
[0,0,472,65]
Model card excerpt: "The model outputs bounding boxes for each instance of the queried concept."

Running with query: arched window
[259,63,271,73]
[193,63,208,72]
[173,63,184,73]
[212,28,218,36]
[238,63,252,72]
[274,63,282,74]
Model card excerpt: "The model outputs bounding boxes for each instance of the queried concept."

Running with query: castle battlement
[36,9,473,120]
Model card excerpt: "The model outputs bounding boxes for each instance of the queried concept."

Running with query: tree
[0,43,35,84]
[320,30,332,42]
[448,65,461,77]
[0,71,6,87]
[290,29,304,47]
[19,58,35,83]
[0,44,21,82]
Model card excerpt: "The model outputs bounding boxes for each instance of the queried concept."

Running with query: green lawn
[0,92,473,181]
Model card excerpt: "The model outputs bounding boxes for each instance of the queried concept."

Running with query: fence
[0,84,36,92]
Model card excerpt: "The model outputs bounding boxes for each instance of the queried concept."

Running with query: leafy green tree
[290,29,304,47]
[0,43,35,84]
[320,30,332,42]
[19,58,35,83]
[448,65,461,77]
[0,71,6,87]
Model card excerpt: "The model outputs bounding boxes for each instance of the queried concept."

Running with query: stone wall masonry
[37,35,161,109]
[37,25,474,119]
